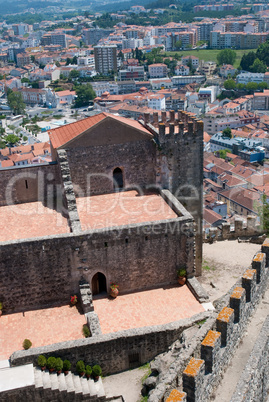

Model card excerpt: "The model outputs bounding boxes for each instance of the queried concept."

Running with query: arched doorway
[91,272,107,296]
[113,167,124,190]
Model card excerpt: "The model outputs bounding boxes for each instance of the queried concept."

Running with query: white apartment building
[148,63,168,78]
[122,38,143,50]
[147,94,166,110]
[181,55,199,69]
[236,72,265,85]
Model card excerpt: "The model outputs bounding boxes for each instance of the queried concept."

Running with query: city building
[94,45,117,75]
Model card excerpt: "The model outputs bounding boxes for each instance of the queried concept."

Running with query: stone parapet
[252,252,266,284]
[230,287,246,323]
[183,358,205,402]
[216,307,234,347]
[242,269,256,303]
[201,330,221,373]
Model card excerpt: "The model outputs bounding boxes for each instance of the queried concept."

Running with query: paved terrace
[0,202,70,242]
[93,286,205,333]
[76,190,178,231]
[0,305,86,360]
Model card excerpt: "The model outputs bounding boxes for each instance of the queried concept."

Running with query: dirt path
[201,240,261,302]
[102,366,149,402]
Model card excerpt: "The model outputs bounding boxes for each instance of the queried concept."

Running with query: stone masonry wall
[0,163,61,207]
[0,216,193,314]
[148,245,269,401]
[10,311,210,375]
[230,315,269,402]
[65,139,156,197]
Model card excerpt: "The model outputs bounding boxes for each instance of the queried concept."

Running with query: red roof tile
[48,112,152,149]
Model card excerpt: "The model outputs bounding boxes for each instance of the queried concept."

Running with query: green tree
[224,79,236,90]
[222,127,232,138]
[175,40,182,50]
[118,50,124,61]
[256,41,269,66]
[236,83,246,90]
[74,83,96,108]
[250,58,267,73]
[6,134,19,145]
[258,82,268,90]
[69,70,80,79]
[55,61,61,67]
[7,91,26,115]
[218,148,230,159]
[217,49,236,66]
[240,51,256,71]
[246,82,258,93]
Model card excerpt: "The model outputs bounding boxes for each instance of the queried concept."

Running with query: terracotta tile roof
[1,160,13,168]
[48,112,152,149]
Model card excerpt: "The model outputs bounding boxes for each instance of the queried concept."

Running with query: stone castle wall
[0,212,194,314]
[230,315,269,402]
[149,243,269,401]
[10,311,210,375]
[0,162,61,207]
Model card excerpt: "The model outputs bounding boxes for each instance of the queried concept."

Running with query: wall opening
[128,352,140,369]
[92,272,107,296]
[113,167,124,190]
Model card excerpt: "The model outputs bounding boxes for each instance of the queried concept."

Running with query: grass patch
[140,397,148,402]
[41,110,53,115]
[53,114,64,119]
[202,260,215,271]
[164,49,253,69]
[139,362,151,384]
[196,318,207,326]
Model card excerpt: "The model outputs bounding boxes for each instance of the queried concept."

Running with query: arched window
[113,167,124,190]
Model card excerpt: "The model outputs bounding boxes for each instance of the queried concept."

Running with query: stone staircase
[34,367,106,401]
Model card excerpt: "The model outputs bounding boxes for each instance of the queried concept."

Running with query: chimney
[170,110,175,122]
[169,123,174,135]
[161,111,166,123]
[144,112,150,124]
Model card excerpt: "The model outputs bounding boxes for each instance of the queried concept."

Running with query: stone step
[42,370,52,389]
[58,372,68,392]
[34,368,43,389]
[65,372,76,393]
[50,372,59,391]
[0,360,10,370]
[72,374,83,394]
[87,378,98,397]
[95,378,106,398]
[80,376,91,395]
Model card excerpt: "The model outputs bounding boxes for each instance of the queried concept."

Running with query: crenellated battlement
[140,110,204,145]
[204,215,265,244]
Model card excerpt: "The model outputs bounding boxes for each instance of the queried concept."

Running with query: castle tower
[142,111,204,275]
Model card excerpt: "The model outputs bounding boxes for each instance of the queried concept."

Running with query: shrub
[47,357,56,370]
[92,365,102,377]
[37,355,47,368]
[177,268,187,277]
[23,339,32,350]
[76,360,85,374]
[63,359,71,372]
[85,365,92,376]
[82,324,90,338]
[0,302,3,310]
[55,358,63,372]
